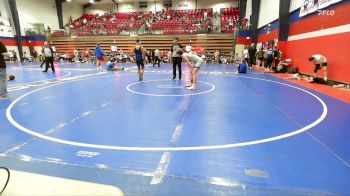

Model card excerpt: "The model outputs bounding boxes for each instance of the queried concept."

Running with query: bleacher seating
[65,8,238,36]
[49,34,234,58]
[220,7,239,33]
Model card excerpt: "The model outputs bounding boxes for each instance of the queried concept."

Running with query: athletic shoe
[186,85,196,90]
[42,71,47,72]
[172,77,176,80]
[185,83,192,87]
[0,95,10,100]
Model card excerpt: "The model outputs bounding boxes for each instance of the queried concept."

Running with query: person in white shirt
[153,49,161,67]
[243,46,249,63]
[214,50,220,64]
[308,54,328,81]
[182,50,204,90]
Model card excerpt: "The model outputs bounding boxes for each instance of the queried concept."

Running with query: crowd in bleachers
[53,7,239,37]
[220,7,239,32]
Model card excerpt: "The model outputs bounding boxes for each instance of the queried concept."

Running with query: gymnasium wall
[62,2,85,25]
[15,0,84,35]
[258,0,280,28]
[235,30,252,56]
[0,0,10,20]
[285,1,350,83]
[0,36,46,59]
[245,0,252,19]
[253,0,350,83]
[16,0,59,35]
[289,0,303,12]
[255,0,280,47]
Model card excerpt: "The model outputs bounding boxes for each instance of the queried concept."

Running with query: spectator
[273,46,282,68]
[214,50,220,64]
[0,41,10,99]
[167,50,172,64]
[74,49,79,63]
[265,46,273,71]
[274,60,288,73]
[256,48,265,68]
[242,45,249,63]
[229,50,234,63]
[47,26,51,34]
[206,51,211,63]
[9,50,15,63]
[23,52,31,62]
[234,53,240,63]
[32,50,38,62]
[248,43,257,68]
[82,18,87,26]
[204,11,208,20]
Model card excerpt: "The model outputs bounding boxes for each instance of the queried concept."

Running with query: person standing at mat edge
[0,41,10,99]
[182,51,204,90]
[131,39,145,81]
[95,44,104,71]
[171,37,184,80]
[309,54,328,81]
[42,41,55,73]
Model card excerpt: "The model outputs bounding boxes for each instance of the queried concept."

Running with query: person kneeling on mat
[308,54,328,81]
[105,59,124,71]
[238,59,248,73]
[182,51,204,90]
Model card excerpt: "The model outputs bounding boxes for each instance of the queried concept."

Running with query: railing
[50,25,235,37]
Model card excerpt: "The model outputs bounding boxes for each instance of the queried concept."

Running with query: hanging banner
[299,0,343,17]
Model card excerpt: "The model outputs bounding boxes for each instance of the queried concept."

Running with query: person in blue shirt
[94,44,104,71]
[238,59,248,73]
[105,58,124,71]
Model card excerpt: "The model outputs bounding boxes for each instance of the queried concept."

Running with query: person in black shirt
[42,41,55,73]
[0,41,10,99]
[248,43,257,68]
[131,39,146,81]
[170,37,184,80]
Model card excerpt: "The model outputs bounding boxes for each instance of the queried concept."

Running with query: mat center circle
[126,79,216,96]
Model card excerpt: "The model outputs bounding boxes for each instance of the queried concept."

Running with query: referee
[170,37,184,80]
[42,41,55,73]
